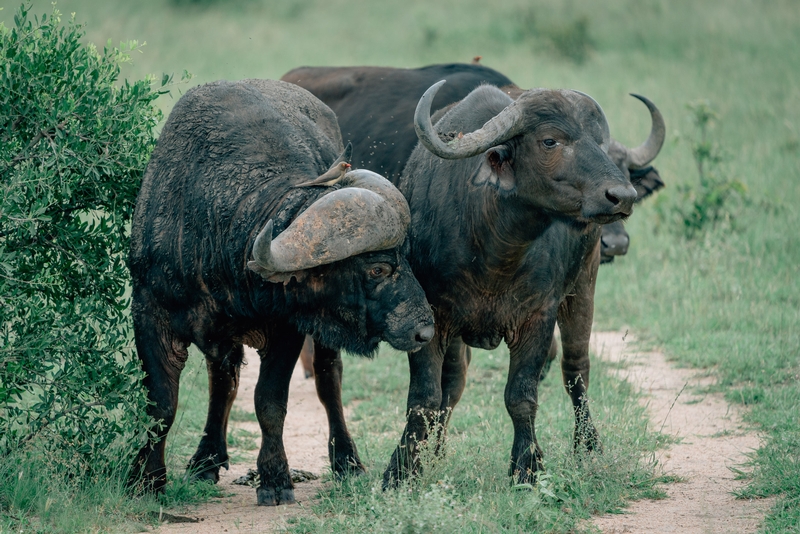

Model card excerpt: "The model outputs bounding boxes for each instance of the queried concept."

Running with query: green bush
[659,100,747,239]
[0,3,171,480]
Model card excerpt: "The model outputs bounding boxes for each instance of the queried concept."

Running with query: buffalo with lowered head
[281,62,665,264]
[378,81,663,485]
[128,79,434,506]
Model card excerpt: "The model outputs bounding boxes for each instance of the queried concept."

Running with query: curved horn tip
[252,219,274,262]
[431,79,447,92]
[629,93,659,113]
[421,80,446,103]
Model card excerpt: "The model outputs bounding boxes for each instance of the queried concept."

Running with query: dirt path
[589,331,772,534]
[155,333,772,533]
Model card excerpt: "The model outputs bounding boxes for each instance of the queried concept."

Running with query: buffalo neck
[467,189,553,283]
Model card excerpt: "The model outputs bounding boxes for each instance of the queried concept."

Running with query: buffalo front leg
[313,342,366,476]
[254,324,304,506]
[434,337,471,451]
[129,289,188,493]
[382,337,446,488]
[505,314,558,483]
[557,246,602,452]
[187,343,244,483]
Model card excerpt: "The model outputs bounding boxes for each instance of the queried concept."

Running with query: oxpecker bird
[294,162,351,188]
[294,142,353,188]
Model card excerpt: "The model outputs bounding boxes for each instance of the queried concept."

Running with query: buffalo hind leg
[383,335,445,488]
[254,323,304,506]
[557,247,602,453]
[505,314,558,484]
[313,342,366,476]
[187,343,244,483]
[129,289,188,493]
[538,337,559,381]
[299,335,314,378]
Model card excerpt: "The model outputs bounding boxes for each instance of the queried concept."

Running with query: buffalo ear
[629,166,664,201]
[472,145,516,192]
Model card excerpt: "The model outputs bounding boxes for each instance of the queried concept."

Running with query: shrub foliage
[0,4,168,476]
[659,100,747,239]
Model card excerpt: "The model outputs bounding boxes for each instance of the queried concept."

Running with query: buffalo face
[511,90,637,223]
[288,247,434,357]
[248,169,434,357]
[361,248,435,353]
[414,82,637,224]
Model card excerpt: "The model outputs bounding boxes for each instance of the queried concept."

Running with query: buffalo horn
[625,94,666,169]
[414,80,527,159]
[248,169,410,277]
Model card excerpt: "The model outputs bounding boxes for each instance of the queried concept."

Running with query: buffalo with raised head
[281,62,665,264]
[374,81,656,485]
[128,79,434,506]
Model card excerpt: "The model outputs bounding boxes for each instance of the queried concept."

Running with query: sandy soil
[589,331,773,534]
[155,334,772,533]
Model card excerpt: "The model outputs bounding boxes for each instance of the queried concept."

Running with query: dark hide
[128,79,433,506]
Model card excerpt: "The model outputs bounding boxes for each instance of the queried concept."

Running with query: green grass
[1,0,798,531]
[288,347,670,533]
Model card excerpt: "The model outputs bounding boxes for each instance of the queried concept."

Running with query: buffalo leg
[383,335,446,488]
[505,312,558,483]
[254,323,304,506]
[129,289,189,493]
[538,337,559,381]
[557,245,601,452]
[187,343,244,482]
[434,337,471,450]
[312,342,366,476]
[299,335,314,378]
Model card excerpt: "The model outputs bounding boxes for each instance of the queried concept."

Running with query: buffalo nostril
[415,324,435,344]
[606,185,637,213]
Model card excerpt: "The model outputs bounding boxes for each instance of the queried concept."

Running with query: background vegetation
[0,5,171,532]
[0,0,797,532]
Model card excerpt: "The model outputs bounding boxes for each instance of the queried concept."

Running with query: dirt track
[155,333,772,533]
[589,331,772,533]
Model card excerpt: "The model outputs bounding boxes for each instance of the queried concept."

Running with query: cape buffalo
[128,79,434,505]
[281,62,665,264]
[373,81,661,486]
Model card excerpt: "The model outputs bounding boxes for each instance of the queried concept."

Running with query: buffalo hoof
[508,450,545,484]
[573,426,602,454]
[381,464,414,490]
[332,456,366,479]
[509,466,542,486]
[186,455,228,484]
[257,486,296,506]
[381,472,399,491]
[191,468,220,484]
[382,445,418,490]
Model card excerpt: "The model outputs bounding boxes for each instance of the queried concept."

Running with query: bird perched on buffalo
[294,142,353,187]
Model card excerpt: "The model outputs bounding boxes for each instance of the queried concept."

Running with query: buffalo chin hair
[292,315,380,359]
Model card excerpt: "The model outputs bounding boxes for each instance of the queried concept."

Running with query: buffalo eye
[542,138,558,148]
[368,263,393,279]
